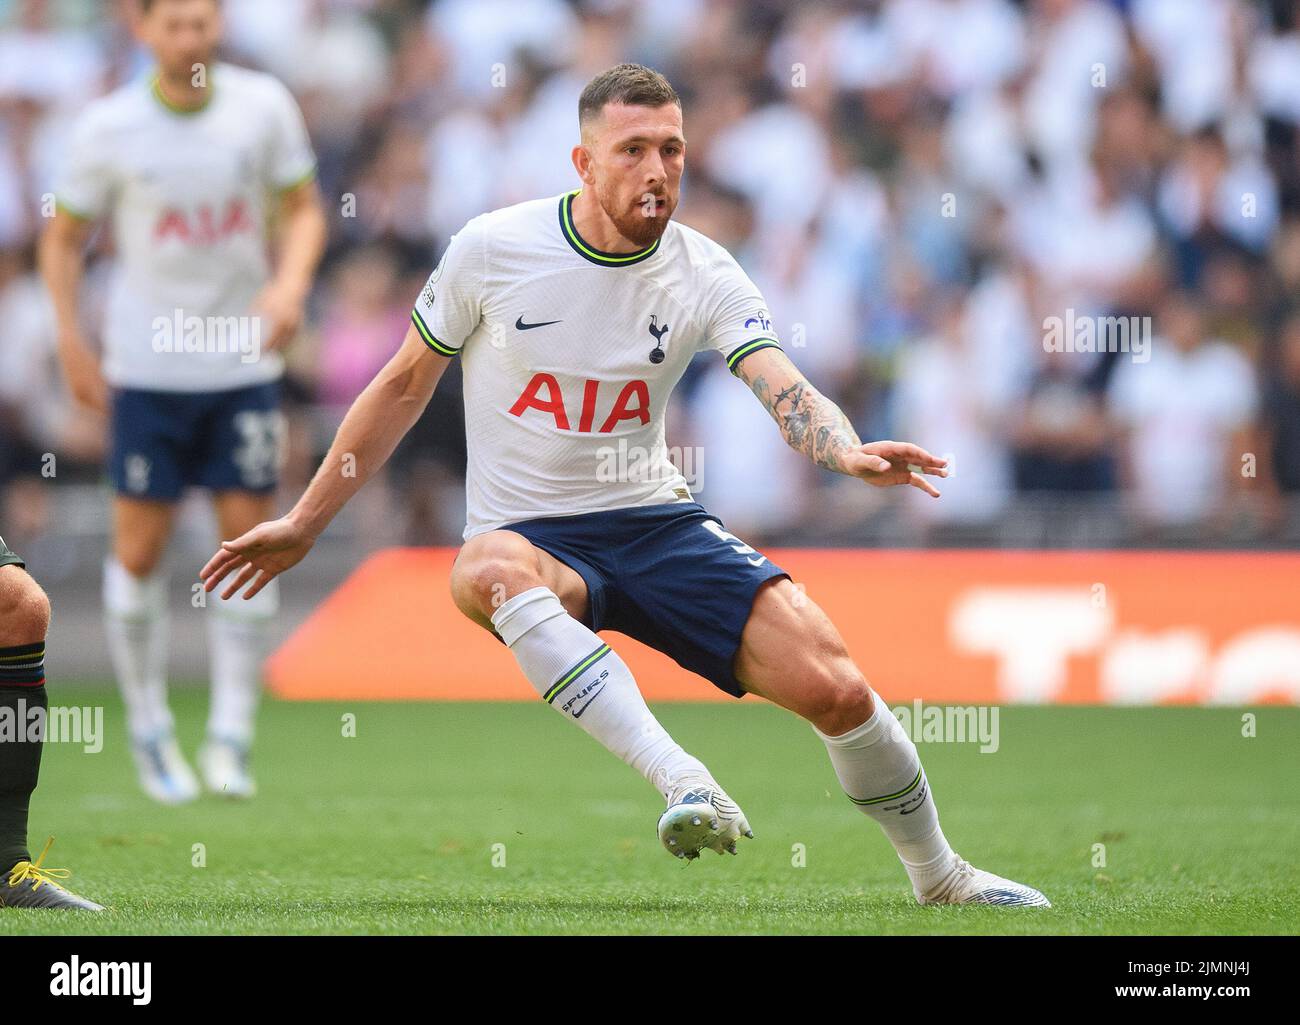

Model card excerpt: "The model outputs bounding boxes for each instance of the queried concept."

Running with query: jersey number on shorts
[702,519,767,567]
[232,410,286,490]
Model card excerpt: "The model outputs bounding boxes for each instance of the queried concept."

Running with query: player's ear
[572,143,594,185]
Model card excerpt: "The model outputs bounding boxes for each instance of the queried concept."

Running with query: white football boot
[918,855,1051,907]
[198,737,256,799]
[657,774,753,860]
[131,733,200,804]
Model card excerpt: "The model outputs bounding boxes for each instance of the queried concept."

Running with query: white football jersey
[411,191,783,539]
[54,63,317,392]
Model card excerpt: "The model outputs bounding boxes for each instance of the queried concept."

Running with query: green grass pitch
[2,688,1297,935]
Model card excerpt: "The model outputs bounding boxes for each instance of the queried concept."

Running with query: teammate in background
[40,0,327,802]
[203,64,1049,906]
[0,536,102,910]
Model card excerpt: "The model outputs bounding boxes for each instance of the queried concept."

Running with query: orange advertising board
[267,549,1300,705]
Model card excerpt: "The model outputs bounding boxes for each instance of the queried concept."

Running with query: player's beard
[597,184,676,249]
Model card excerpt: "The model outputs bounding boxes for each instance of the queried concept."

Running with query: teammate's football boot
[0,838,104,911]
[657,774,753,860]
[131,732,200,804]
[918,855,1051,907]
[198,736,256,799]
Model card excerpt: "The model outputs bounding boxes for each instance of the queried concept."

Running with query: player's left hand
[252,280,307,354]
[842,440,949,497]
[200,516,316,600]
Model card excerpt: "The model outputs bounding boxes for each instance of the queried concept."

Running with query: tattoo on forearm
[748,374,861,473]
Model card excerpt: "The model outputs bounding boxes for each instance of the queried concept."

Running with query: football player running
[202,64,1048,907]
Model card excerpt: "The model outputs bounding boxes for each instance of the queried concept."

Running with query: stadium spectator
[893,290,1017,532]
[1108,292,1258,533]
[1,0,1298,548]
[311,246,410,415]
[1262,310,1300,496]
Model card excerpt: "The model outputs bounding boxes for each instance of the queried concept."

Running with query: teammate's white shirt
[54,62,317,392]
[411,190,783,539]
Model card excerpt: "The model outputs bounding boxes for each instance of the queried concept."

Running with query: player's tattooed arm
[735,347,950,496]
[745,366,862,474]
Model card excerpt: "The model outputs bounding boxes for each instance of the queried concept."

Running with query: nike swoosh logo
[570,681,607,719]
[898,782,929,814]
[516,316,562,331]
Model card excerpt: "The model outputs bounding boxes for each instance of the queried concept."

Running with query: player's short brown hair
[578,64,680,131]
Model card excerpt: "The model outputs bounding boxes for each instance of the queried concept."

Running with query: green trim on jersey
[54,198,94,222]
[726,338,782,375]
[558,190,661,267]
[150,73,215,117]
[411,309,460,357]
[277,165,319,195]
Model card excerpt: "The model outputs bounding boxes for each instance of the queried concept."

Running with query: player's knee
[450,531,546,622]
[115,548,163,579]
[804,656,874,736]
[0,568,51,645]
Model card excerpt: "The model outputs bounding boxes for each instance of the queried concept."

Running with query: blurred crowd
[3,0,1300,548]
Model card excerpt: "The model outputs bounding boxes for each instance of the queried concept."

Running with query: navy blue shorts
[502,502,789,698]
[108,382,286,500]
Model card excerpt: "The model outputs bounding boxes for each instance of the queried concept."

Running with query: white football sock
[815,692,958,899]
[206,580,278,746]
[103,557,173,743]
[492,587,708,801]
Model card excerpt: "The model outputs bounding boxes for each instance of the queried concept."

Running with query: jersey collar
[149,70,216,117]
[558,189,661,267]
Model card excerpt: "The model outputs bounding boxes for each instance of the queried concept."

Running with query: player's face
[584,103,685,248]
[139,0,223,78]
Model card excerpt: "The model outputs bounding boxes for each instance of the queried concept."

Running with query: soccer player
[202,65,1049,906]
[0,536,102,909]
[40,0,327,803]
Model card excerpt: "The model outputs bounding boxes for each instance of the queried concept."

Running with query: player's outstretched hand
[200,516,315,600]
[843,440,949,498]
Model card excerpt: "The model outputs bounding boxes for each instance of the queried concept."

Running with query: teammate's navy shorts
[501,502,789,698]
[108,382,285,500]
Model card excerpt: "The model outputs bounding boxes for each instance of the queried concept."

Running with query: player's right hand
[57,331,108,413]
[200,517,315,600]
[846,440,949,497]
